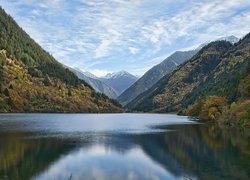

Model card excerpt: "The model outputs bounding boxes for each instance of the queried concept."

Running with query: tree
[239,75,250,99]
[186,101,202,117]
[3,88,9,96]
[200,96,227,121]
[68,88,72,96]
[187,96,227,121]
[43,75,52,86]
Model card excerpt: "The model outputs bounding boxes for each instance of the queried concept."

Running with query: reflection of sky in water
[34,145,195,180]
[0,114,194,135]
[0,114,249,180]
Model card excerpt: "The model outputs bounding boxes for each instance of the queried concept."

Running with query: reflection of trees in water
[0,132,76,180]
[133,124,250,180]
[0,124,249,180]
[82,125,250,179]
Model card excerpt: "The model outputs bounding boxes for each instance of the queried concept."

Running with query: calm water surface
[0,113,249,180]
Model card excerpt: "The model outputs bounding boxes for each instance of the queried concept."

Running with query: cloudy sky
[0,0,250,76]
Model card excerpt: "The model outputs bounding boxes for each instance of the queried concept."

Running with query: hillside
[100,71,138,96]
[184,35,250,125]
[182,35,250,106]
[118,36,238,106]
[127,34,250,113]
[0,7,122,113]
[71,68,118,99]
[117,50,198,105]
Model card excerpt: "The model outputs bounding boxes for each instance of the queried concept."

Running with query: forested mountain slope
[117,50,198,105]
[183,34,250,107]
[127,33,250,113]
[0,7,122,113]
[118,36,239,106]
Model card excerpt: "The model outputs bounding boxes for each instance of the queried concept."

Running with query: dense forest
[0,7,122,113]
[127,41,234,111]
[184,36,250,126]
[127,33,250,126]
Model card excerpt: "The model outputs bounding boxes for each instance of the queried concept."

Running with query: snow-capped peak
[102,71,133,79]
[217,35,239,44]
[196,35,239,50]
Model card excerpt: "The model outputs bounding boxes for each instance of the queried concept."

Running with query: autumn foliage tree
[187,96,227,121]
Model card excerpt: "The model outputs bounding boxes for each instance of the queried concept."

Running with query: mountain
[118,35,240,106]
[127,33,250,113]
[70,68,118,99]
[80,70,99,79]
[217,35,239,43]
[182,34,249,106]
[100,71,138,96]
[0,7,122,113]
[117,50,198,105]
[197,35,239,49]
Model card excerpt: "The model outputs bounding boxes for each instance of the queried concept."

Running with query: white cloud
[31,9,42,16]
[0,0,250,76]
[95,39,112,58]
[128,47,139,55]
[206,12,250,38]
[141,0,250,47]
[38,0,63,9]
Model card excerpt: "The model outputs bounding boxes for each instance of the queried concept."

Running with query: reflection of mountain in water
[98,124,250,179]
[132,124,250,180]
[1,124,249,180]
[0,132,76,180]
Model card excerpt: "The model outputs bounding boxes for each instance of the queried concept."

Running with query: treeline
[0,6,123,113]
[0,7,89,88]
[125,28,250,126]
[186,61,250,126]
[0,49,123,112]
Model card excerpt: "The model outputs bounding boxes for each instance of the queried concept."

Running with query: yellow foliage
[186,102,202,117]
[0,49,123,113]
[187,96,227,121]
[226,100,250,126]
[187,95,250,127]
[199,96,227,121]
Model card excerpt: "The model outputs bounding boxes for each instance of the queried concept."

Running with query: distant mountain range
[126,34,249,113]
[70,68,118,99]
[99,71,139,96]
[118,36,239,106]
[71,69,138,98]
[80,71,99,79]
[117,50,198,105]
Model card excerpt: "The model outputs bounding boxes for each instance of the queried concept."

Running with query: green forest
[0,7,122,113]
[126,35,250,126]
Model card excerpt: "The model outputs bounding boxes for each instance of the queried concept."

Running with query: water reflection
[0,115,249,180]
[0,133,74,179]
[35,145,175,180]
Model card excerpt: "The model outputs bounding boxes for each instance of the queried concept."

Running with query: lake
[0,113,249,180]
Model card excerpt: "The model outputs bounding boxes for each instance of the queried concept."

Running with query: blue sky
[0,0,250,76]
